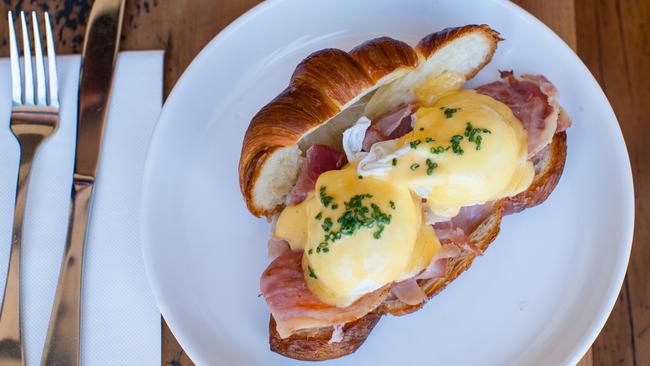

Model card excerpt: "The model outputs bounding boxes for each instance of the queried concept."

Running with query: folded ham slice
[416,243,462,280]
[362,104,416,151]
[268,238,290,260]
[260,250,389,338]
[438,202,495,234]
[476,71,568,157]
[390,279,427,306]
[288,144,346,205]
[391,243,462,305]
[432,202,496,254]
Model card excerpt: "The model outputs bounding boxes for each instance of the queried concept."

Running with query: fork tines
[7,11,59,109]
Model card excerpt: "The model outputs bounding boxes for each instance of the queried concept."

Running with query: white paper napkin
[0,51,162,365]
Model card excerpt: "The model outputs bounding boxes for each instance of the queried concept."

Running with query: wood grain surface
[575,0,649,365]
[0,1,645,365]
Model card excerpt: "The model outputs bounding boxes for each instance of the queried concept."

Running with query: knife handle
[41,181,93,366]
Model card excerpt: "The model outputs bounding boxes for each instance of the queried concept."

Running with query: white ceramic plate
[141,0,634,365]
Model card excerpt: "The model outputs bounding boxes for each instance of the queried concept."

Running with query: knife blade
[41,1,125,365]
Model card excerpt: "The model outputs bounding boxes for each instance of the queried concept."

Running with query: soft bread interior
[252,146,303,211]
[246,26,499,217]
[365,33,494,119]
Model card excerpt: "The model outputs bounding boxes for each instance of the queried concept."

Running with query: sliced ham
[390,204,491,307]
[476,71,564,157]
[417,258,447,280]
[391,279,427,306]
[443,202,495,234]
[362,104,416,151]
[434,226,475,252]
[288,144,346,205]
[432,202,495,254]
[416,243,462,280]
[392,243,462,306]
[268,238,290,260]
[260,250,389,338]
[362,128,387,152]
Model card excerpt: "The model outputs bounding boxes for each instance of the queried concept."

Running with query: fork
[0,11,58,366]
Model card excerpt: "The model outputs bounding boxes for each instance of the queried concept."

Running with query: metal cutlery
[41,1,125,365]
[0,11,59,366]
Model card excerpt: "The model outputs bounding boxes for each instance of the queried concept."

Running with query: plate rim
[140,0,635,364]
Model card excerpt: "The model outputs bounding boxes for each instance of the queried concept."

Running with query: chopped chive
[308,265,318,279]
[443,107,460,118]
[463,122,491,150]
[425,159,438,175]
[431,146,447,154]
[319,186,334,207]
[322,217,333,231]
[314,193,393,251]
[373,224,385,239]
[450,135,464,155]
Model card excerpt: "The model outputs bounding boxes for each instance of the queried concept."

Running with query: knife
[41,1,125,365]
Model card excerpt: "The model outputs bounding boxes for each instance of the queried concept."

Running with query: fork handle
[41,181,93,366]
[0,138,44,366]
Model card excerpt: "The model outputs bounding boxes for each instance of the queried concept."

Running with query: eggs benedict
[273,84,534,307]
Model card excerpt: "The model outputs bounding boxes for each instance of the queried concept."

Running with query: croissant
[239,24,568,360]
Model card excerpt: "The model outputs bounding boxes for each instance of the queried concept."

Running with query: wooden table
[1,1,646,365]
